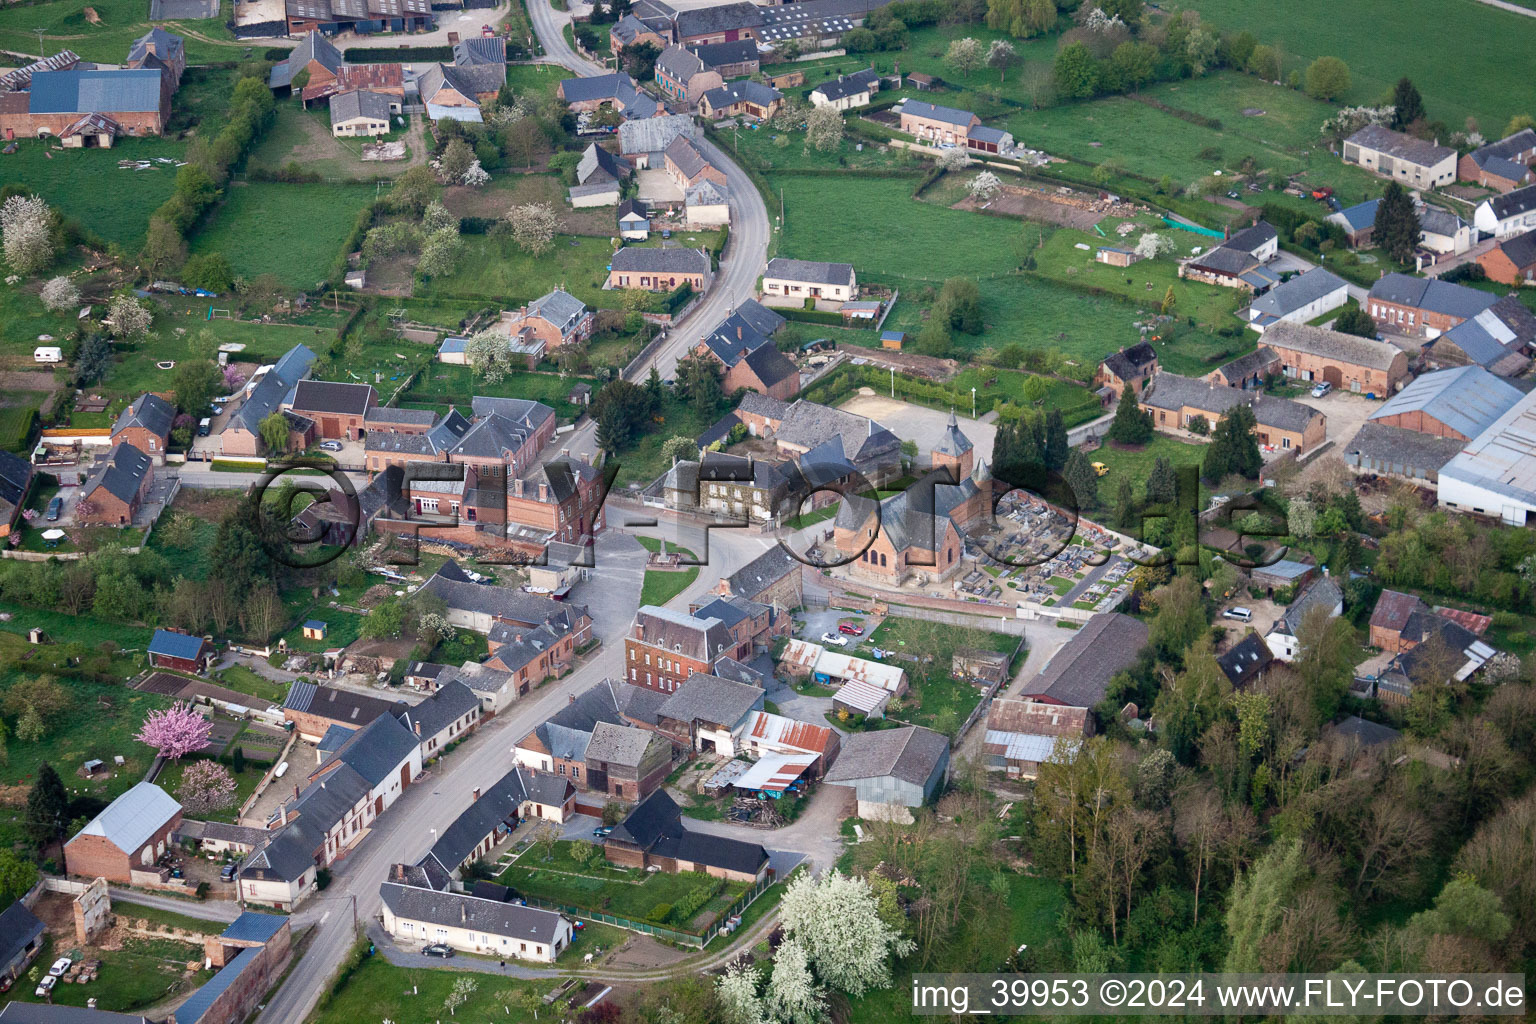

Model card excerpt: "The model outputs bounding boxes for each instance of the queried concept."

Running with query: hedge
[344,45,454,62]
[779,307,846,326]
[662,281,695,314]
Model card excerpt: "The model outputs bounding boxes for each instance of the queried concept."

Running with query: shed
[833,678,891,719]
[302,620,328,641]
[823,725,949,822]
[880,330,904,350]
[148,628,215,673]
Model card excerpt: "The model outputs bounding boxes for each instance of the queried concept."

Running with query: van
[198,417,211,437]
[33,346,62,364]
[1223,607,1253,623]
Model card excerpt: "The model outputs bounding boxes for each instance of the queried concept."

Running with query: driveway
[1422,237,1498,278]
[1289,387,1379,446]
[1271,250,1369,304]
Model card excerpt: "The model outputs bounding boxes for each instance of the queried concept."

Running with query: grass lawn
[862,618,1018,739]
[1089,433,1210,509]
[418,232,631,310]
[0,0,240,63]
[0,937,211,1015]
[211,663,289,704]
[636,536,701,606]
[112,901,225,934]
[402,364,595,422]
[0,136,183,248]
[277,607,365,653]
[0,275,78,360]
[500,841,748,929]
[1185,0,1536,131]
[502,62,567,105]
[189,181,378,289]
[153,756,264,823]
[608,392,722,488]
[310,956,549,1024]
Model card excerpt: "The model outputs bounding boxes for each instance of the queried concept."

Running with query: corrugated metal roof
[30,68,162,114]
[1369,365,1522,440]
[732,751,815,792]
[72,782,180,853]
[831,678,888,715]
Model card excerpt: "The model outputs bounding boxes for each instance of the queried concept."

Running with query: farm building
[1420,296,1535,377]
[1366,273,1498,340]
[1367,365,1522,441]
[329,89,391,136]
[65,782,182,884]
[1017,612,1147,709]
[1342,422,1466,485]
[604,790,769,881]
[148,628,215,672]
[1438,388,1536,523]
[1259,321,1409,397]
[983,698,1089,778]
[1342,124,1456,188]
[823,725,949,822]
[1243,268,1349,333]
[0,452,35,540]
[1477,228,1536,285]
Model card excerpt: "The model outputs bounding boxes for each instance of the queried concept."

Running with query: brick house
[0,67,169,140]
[624,605,740,693]
[1458,128,1536,192]
[110,392,174,462]
[1140,372,1326,454]
[761,258,858,304]
[125,27,186,90]
[1260,320,1409,397]
[513,679,674,797]
[220,344,316,457]
[1366,272,1498,339]
[690,39,759,77]
[171,915,292,1024]
[1366,365,1523,441]
[710,544,804,609]
[898,99,979,146]
[606,246,712,291]
[694,309,799,401]
[1094,341,1158,399]
[698,79,782,120]
[0,451,35,541]
[664,134,726,190]
[65,782,182,883]
[583,720,672,800]
[77,442,153,526]
[288,380,376,441]
[266,32,343,93]
[500,289,593,350]
[365,406,438,435]
[1342,124,1457,188]
[1477,228,1536,285]
[148,628,215,673]
[282,680,405,743]
[654,45,721,106]
[610,14,669,53]
[604,790,768,881]
[418,561,593,645]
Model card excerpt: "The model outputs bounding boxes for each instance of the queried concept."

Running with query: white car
[48,958,72,978]
[36,976,57,998]
[819,632,849,647]
[1310,381,1332,398]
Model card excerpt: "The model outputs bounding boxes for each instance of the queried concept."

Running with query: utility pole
[971,386,976,419]
[34,27,45,59]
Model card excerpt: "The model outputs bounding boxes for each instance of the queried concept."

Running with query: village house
[810,67,879,110]
[1477,228,1536,285]
[604,790,769,880]
[1018,612,1148,708]
[221,345,316,457]
[761,257,858,305]
[148,628,215,673]
[364,408,471,473]
[1094,341,1159,399]
[618,112,697,167]
[418,62,503,119]
[1141,372,1325,452]
[1474,183,1536,239]
[396,678,482,760]
[673,1,761,45]
[110,392,174,461]
[898,99,979,147]
[1217,633,1274,690]
[698,79,782,120]
[728,396,902,484]
[65,782,181,883]
[624,605,742,693]
[665,134,727,190]
[689,38,759,77]
[500,289,594,350]
[380,883,573,961]
[328,89,391,136]
[1259,320,1409,397]
[1342,124,1456,188]
[1420,296,1536,376]
[1367,366,1523,441]
[557,72,660,119]
[419,560,593,645]
[1366,272,1499,339]
[823,725,949,823]
[685,179,731,228]
[0,451,34,540]
[1243,268,1349,333]
[416,765,575,880]
[695,305,798,401]
[266,31,343,94]
[1458,128,1536,191]
[607,245,713,292]
[610,13,669,53]
[125,27,186,90]
[77,442,154,526]
[514,679,673,797]
[282,681,405,742]
[655,671,765,755]
[983,698,1090,779]
[1417,205,1473,257]
[654,45,721,106]
[1178,222,1280,292]
[288,380,376,441]
[711,543,804,609]
[1266,577,1344,661]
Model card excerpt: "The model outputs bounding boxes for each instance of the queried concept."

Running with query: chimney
[539,482,548,502]
[461,902,467,923]
[293,783,300,801]
[472,787,481,801]
[413,720,422,736]
[737,325,743,339]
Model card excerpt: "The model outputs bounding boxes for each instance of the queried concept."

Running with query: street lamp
[971,386,976,420]
[890,366,895,398]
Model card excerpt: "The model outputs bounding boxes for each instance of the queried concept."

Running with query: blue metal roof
[221,912,286,944]
[29,68,163,114]
[1334,198,1379,233]
[175,948,254,1024]
[149,629,207,661]
[439,336,468,354]
[1370,364,1522,439]
[303,619,327,630]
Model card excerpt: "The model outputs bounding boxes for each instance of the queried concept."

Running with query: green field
[860,618,1017,738]
[310,956,547,1024]
[190,181,378,288]
[0,937,211,1015]
[1088,433,1211,509]
[0,136,183,247]
[0,0,241,65]
[1186,0,1536,131]
[402,364,596,421]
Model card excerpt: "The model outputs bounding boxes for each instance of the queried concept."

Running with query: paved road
[526,0,772,382]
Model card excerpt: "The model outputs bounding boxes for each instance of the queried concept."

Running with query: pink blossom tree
[221,364,246,391]
[175,760,237,815]
[135,701,212,760]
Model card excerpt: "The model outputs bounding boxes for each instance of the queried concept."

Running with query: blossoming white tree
[766,939,827,1024]
[778,870,915,997]
[714,959,764,1024]
[1134,232,1176,259]
[967,171,1002,201]
[1,194,54,275]
[40,276,80,311]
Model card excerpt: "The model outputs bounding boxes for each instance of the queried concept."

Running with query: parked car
[48,958,71,978]
[593,826,613,837]
[422,944,455,958]
[1310,381,1332,398]
[820,632,849,647]
[1091,461,1110,477]
[220,864,238,882]
[1223,607,1253,623]
[837,622,864,636]
[198,417,212,437]
[319,440,343,452]
[46,496,62,521]
[35,976,56,998]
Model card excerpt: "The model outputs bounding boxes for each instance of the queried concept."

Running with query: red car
[837,622,864,636]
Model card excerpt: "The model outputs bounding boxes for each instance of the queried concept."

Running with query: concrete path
[1470,0,1536,16]
[108,889,244,923]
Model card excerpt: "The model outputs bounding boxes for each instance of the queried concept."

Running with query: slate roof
[1370,365,1521,439]
[0,450,30,525]
[1222,221,1278,254]
[396,678,479,741]
[239,827,318,884]
[380,882,568,944]
[71,782,180,853]
[584,719,662,767]
[933,410,972,457]
[900,99,975,127]
[0,1006,147,1024]
[1100,340,1157,381]
[1141,372,1321,434]
[1331,715,1401,748]
[689,39,757,68]
[658,671,763,727]
[968,125,1010,146]
[269,31,342,89]
[824,725,947,785]
[632,605,734,660]
[737,342,796,389]
[230,344,316,436]
[423,764,572,871]
[1368,273,1498,320]
[610,14,655,46]
[1247,267,1347,319]
[700,79,780,110]
[284,680,404,728]
[774,399,899,464]
[453,36,506,66]
[127,27,184,65]
[1481,182,1536,221]
[1347,124,1455,167]
[719,300,785,342]
[656,44,706,82]
[329,88,390,125]
[1493,227,1536,269]
[665,133,713,179]
[619,112,697,155]
[617,197,649,224]
[221,912,287,944]
[1418,205,1467,239]
[1436,295,1536,373]
[674,1,762,38]
[525,288,589,334]
[578,142,625,185]
[420,562,588,630]
[812,68,877,102]
[319,712,419,785]
[1277,577,1343,637]
[450,412,544,460]
[1217,632,1273,688]
[1332,198,1380,233]
[366,405,437,428]
[112,392,175,440]
[0,900,45,970]
[149,628,208,661]
[1020,612,1149,707]
[1190,245,1258,276]
[1261,320,1404,372]
[81,442,151,507]
[418,61,502,102]
[29,68,161,115]
[764,257,854,288]
[366,408,471,456]
[1215,346,1279,382]
[610,245,711,275]
[1343,421,1465,476]
[722,544,799,601]
[608,789,767,874]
